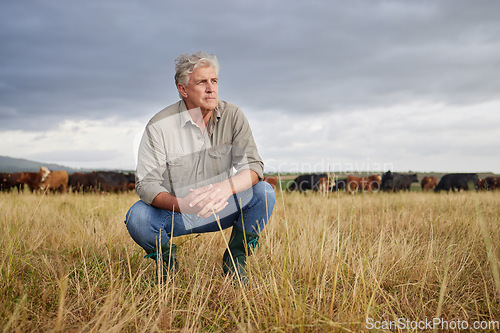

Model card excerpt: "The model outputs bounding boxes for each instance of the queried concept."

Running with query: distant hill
[0,155,93,174]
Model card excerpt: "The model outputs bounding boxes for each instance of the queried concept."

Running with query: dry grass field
[1,188,499,332]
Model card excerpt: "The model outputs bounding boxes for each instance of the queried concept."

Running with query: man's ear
[177,83,188,98]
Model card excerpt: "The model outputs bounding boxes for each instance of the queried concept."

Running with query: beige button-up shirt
[135,100,264,205]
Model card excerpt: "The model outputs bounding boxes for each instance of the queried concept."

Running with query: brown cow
[477,178,487,190]
[17,171,43,192]
[39,170,69,193]
[18,167,68,193]
[346,174,381,194]
[481,176,500,190]
[263,176,279,191]
[421,176,438,191]
[316,175,335,196]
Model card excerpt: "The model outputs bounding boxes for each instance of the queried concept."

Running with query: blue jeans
[125,181,276,253]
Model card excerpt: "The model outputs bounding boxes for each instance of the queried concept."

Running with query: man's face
[178,65,219,112]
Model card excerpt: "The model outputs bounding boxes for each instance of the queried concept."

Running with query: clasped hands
[179,182,232,218]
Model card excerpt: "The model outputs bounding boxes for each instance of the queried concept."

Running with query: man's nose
[206,82,215,92]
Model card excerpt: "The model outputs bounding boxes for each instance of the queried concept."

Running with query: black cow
[0,172,23,192]
[69,172,98,192]
[69,171,130,193]
[95,171,129,193]
[332,178,347,192]
[434,173,478,192]
[287,173,328,193]
[381,171,419,192]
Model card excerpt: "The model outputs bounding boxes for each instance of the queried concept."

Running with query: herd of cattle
[0,167,135,193]
[271,171,500,194]
[1,167,499,195]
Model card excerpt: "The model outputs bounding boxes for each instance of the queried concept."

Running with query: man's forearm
[224,169,259,195]
[151,170,259,213]
[151,191,182,212]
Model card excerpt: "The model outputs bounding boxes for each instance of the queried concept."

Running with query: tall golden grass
[1,189,499,332]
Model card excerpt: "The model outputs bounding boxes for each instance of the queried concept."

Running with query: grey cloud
[2,0,500,133]
[219,1,500,113]
[0,0,181,130]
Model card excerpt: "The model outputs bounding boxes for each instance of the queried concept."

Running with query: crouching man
[124,51,275,285]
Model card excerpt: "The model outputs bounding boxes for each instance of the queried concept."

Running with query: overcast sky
[1,0,500,173]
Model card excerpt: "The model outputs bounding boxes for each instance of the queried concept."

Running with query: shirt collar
[178,100,192,128]
[178,100,221,130]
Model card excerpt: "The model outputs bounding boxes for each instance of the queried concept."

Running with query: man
[125,52,275,285]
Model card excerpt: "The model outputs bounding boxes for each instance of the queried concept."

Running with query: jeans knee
[256,181,276,212]
[125,200,140,222]
[124,201,150,239]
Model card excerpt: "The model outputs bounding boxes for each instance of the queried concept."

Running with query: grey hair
[174,51,220,89]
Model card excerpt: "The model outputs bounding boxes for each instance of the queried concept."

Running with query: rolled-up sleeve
[135,123,169,205]
[231,108,264,180]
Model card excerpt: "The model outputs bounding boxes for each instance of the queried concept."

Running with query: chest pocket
[166,153,188,185]
[208,145,232,175]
